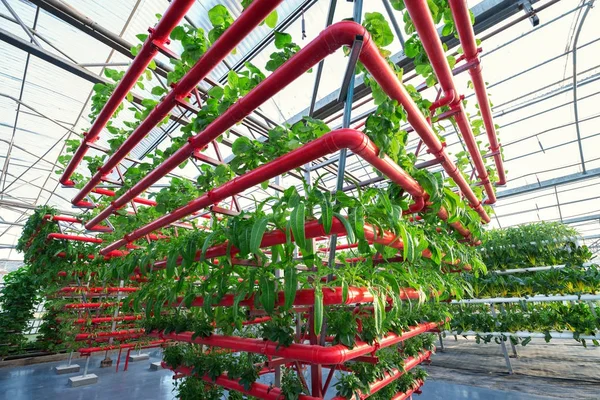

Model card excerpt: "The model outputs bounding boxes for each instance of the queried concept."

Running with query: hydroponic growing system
[9,0,596,399]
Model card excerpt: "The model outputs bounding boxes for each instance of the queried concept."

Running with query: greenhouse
[0,0,599,399]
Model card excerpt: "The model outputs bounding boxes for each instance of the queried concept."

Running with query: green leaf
[265,10,278,29]
[274,31,292,49]
[166,250,177,279]
[200,231,218,261]
[259,275,275,314]
[284,266,297,310]
[208,5,231,26]
[314,287,323,336]
[227,70,239,88]
[250,217,269,257]
[352,207,365,241]
[320,192,333,234]
[342,279,349,303]
[290,202,306,251]
[333,212,355,244]
[170,26,186,41]
[151,86,167,96]
[399,224,416,262]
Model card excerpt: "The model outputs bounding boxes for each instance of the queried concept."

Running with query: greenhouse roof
[0,0,599,260]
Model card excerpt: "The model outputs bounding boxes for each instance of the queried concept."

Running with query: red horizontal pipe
[391,380,424,400]
[56,250,125,261]
[44,214,113,233]
[92,187,157,207]
[59,287,139,294]
[318,243,358,252]
[78,340,167,355]
[449,0,506,187]
[163,362,320,400]
[75,329,145,341]
[331,351,431,400]
[404,0,495,206]
[73,0,283,205]
[176,286,421,309]
[100,128,428,253]
[61,0,196,186]
[89,20,473,238]
[71,316,142,324]
[64,302,122,309]
[154,321,441,365]
[149,218,404,272]
[47,233,102,243]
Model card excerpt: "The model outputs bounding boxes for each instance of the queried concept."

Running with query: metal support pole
[0,0,42,47]
[571,0,595,174]
[490,304,514,374]
[83,356,91,376]
[67,351,73,366]
[382,0,405,47]
[438,333,445,352]
[499,304,518,358]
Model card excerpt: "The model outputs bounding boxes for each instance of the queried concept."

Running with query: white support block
[128,353,150,362]
[55,364,80,374]
[69,374,98,387]
[149,361,163,371]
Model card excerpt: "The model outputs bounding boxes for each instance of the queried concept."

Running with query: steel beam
[562,213,600,225]
[0,27,187,124]
[496,168,600,199]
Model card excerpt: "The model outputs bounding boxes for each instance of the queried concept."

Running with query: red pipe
[149,217,422,272]
[71,316,142,324]
[318,243,358,252]
[449,0,506,187]
[92,187,157,207]
[155,321,440,365]
[330,351,431,400]
[164,362,320,400]
[59,287,139,294]
[65,302,122,309]
[78,340,167,355]
[60,0,196,185]
[72,0,283,204]
[99,129,427,252]
[47,233,103,243]
[391,380,424,400]
[75,329,145,341]
[176,287,421,309]
[43,214,112,232]
[404,0,495,205]
[90,20,481,234]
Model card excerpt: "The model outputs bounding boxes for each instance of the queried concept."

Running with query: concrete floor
[0,348,557,400]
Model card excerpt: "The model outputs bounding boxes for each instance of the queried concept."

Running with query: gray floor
[0,350,176,400]
[419,381,555,400]
[0,350,556,400]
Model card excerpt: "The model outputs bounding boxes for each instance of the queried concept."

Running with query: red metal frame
[449,0,506,186]
[78,339,168,355]
[60,0,196,186]
[175,287,422,309]
[47,233,103,243]
[43,214,112,232]
[71,0,283,205]
[75,329,145,341]
[87,20,488,237]
[154,321,440,365]
[404,0,496,204]
[330,350,432,400]
[100,128,473,254]
[163,362,321,400]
